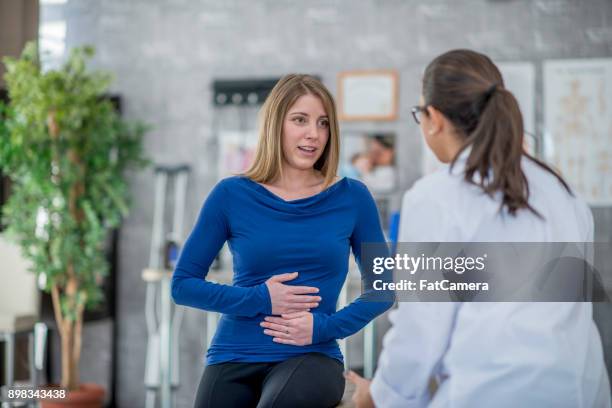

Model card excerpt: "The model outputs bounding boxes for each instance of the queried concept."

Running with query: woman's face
[281,93,330,172]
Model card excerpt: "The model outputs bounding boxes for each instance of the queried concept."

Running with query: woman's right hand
[265,272,321,315]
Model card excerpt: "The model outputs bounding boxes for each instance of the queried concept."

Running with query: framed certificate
[338,70,398,121]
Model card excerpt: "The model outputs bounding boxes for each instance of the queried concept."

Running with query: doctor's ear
[425,105,444,136]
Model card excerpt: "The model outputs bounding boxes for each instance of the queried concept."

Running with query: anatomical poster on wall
[543,58,612,206]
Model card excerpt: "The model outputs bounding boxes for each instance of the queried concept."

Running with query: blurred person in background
[362,135,396,193]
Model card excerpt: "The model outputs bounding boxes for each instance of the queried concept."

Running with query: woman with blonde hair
[172,74,393,407]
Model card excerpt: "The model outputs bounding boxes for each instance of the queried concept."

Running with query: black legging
[194,352,345,408]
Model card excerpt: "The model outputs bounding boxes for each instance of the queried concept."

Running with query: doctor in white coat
[346,49,611,408]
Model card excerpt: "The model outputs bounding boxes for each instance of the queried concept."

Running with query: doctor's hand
[260,311,313,346]
[345,370,375,408]
[265,272,321,315]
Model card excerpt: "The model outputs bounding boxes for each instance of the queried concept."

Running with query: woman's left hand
[260,311,313,346]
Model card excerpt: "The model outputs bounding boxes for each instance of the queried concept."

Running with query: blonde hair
[244,74,340,188]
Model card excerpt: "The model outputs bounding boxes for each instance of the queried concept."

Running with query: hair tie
[472,83,499,118]
[486,83,498,98]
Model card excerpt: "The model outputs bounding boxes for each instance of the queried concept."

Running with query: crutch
[143,165,190,408]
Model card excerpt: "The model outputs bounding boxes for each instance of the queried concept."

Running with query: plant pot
[39,383,105,408]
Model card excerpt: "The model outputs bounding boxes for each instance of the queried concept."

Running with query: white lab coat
[370,152,611,408]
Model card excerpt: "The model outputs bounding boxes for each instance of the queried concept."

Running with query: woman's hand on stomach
[265,272,321,315]
[260,311,313,346]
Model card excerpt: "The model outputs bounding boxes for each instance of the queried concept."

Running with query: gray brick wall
[42,0,612,406]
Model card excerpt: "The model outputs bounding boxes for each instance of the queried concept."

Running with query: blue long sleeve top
[171,175,393,365]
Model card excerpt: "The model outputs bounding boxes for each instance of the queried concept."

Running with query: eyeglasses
[411,105,427,125]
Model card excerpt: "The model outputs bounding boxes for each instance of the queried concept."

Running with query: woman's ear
[426,105,444,136]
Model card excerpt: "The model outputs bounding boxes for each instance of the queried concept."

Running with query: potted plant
[0,42,148,407]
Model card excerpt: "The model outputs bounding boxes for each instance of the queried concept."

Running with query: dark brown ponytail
[422,49,571,217]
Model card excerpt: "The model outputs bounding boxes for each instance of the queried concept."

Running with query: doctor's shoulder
[401,168,466,211]
[523,157,593,235]
[398,169,468,241]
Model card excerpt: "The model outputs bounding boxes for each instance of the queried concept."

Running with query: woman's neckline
[244,176,347,204]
